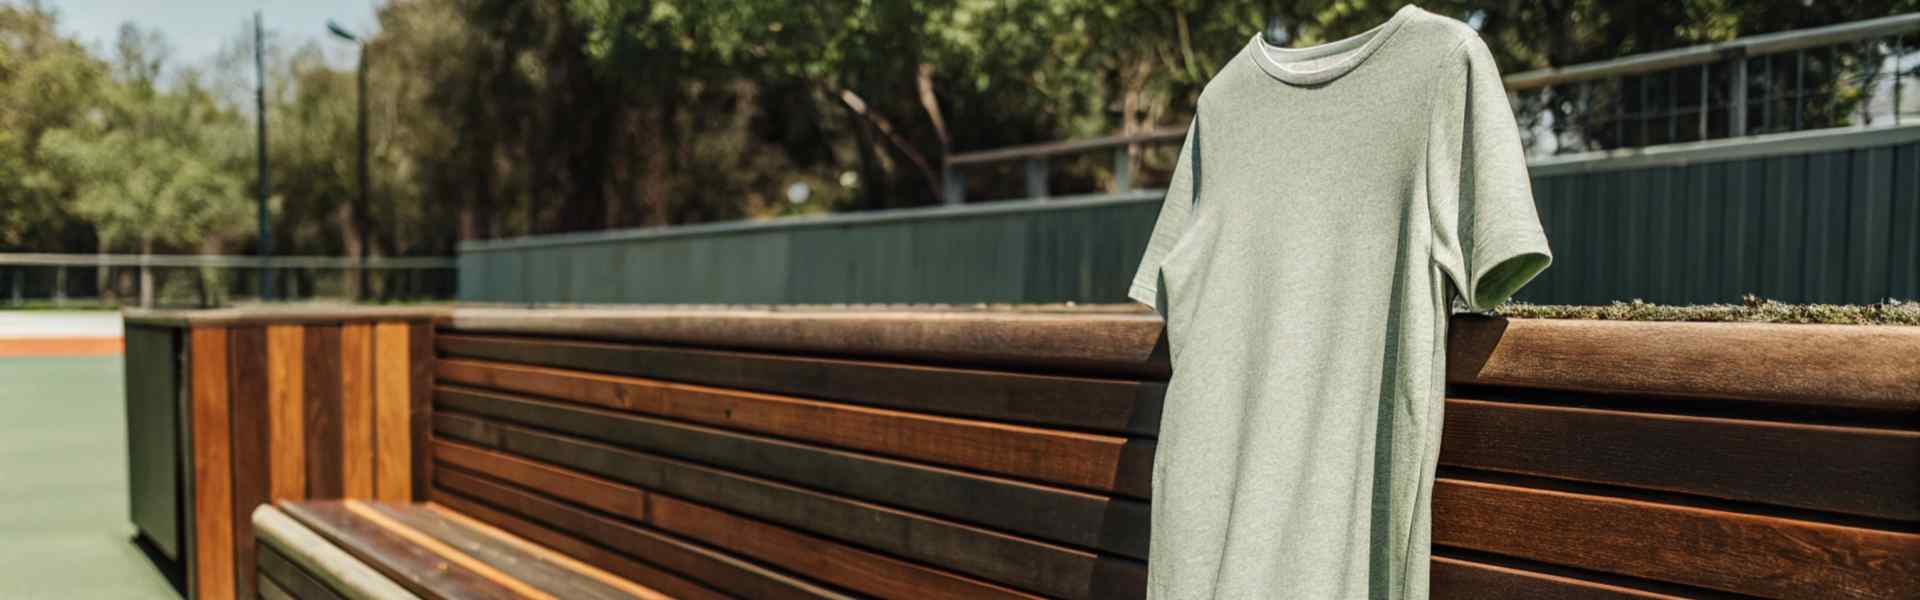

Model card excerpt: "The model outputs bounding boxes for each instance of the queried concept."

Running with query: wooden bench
[252,501,668,599]
[130,305,1920,599]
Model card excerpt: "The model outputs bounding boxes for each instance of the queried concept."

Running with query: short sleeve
[1427,35,1552,312]
[1129,118,1200,317]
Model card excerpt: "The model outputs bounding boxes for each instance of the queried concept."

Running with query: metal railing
[0,253,458,308]
[941,12,1920,203]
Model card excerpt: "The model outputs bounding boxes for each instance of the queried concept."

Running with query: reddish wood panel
[437,358,1151,497]
[1448,317,1920,414]
[340,324,376,499]
[1441,397,1920,521]
[1433,478,1920,599]
[226,327,270,600]
[266,325,306,502]
[190,326,235,600]
[304,325,345,498]
[409,323,435,502]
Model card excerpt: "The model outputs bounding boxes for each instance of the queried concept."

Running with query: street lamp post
[327,20,370,300]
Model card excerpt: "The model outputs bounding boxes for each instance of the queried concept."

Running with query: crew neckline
[1251,4,1420,86]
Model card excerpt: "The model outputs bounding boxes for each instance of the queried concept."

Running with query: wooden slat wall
[166,318,435,600]
[433,310,1920,600]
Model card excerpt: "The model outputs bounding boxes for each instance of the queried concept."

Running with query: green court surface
[0,356,178,599]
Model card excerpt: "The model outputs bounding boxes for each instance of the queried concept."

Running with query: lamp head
[327,21,358,42]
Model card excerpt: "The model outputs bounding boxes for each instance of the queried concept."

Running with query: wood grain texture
[373,322,412,502]
[434,392,1151,561]
[445,307,1171,378]
[1431,556,1686,599]
[434,429,1145,600]
[438,358,1152,497]
[409,323,434,502]
[254,544,347,600]
[256,573,299,600]
[190,326,236,600]
[436,333,1167,436]
[340,324,375,499]
[1448,316,1920,413]
[434,439,1039,600]
[370,502,666,600]
[280,501,521,600]
[266,324,307,502]
[437,388,1149,558]
[429,494,729,600]
[1442,397,1920,521]
[435,468,852,600]
[341,500,562,600]
[304,326,345,498]
[226,327,270,600]
[1433,477,1920,599]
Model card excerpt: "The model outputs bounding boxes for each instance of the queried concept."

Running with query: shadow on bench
[253,501,669,600]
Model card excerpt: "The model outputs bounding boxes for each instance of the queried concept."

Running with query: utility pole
[328,21,370,301]
[255,11,273,300]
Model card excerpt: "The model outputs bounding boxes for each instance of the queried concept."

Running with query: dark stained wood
[279,501,522,600]
[434,439,1041,600]
[189,326,236,600]
[436,333,1167,436]
[434,428,1144,599]
[437,358,1151,497]
[1431,556,1686,599]
[435,468,853,600]
[430,494,729,600]
[256,573,299,600]
[433,392,1152,560]
[1433,477,1920,599]
[254,543,347,600]
[445,307,1171,378]
[227,327,270,600]
[304,325,345,499]
[409,323,435,502]
[365,502,657,600]
[1448,316,1920,414]
[1442,397,1920,521]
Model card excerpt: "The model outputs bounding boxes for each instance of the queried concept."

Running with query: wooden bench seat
[252,501,669,600]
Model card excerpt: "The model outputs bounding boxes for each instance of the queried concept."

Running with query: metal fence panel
[459,130,1920,306]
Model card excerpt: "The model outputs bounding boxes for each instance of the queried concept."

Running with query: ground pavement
[0,311,177,598]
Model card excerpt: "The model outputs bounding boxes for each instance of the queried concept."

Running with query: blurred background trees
[1,0,1914,260]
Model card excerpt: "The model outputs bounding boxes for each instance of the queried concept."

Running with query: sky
[45,0,384,72]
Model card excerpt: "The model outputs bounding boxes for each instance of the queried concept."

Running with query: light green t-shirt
[1128,6,1551,599]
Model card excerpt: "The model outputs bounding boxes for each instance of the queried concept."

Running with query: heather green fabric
[1127,6,1551,599]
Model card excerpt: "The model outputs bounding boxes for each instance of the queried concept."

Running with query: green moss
[1492,296,1920,326]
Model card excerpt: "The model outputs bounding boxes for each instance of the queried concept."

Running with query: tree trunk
[96,239,113,303]
[139,237,154,308]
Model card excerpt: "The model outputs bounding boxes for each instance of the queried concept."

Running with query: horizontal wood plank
[1431,556,1686,599]
[428,494,727,600]
[436,333,1167,436]
[1442,398,1920,521]
[254,544,347,600]
[1448,317,1920,414]
[435,431,1144,600]
[445,307,1171,378]
[434,390,1150,560]
[1433,477,1920,599]
[280,501,522,600]
[373,503,671,600]
[434,441,1041,600]
[435,468,853,600]
[438,357,1151,497]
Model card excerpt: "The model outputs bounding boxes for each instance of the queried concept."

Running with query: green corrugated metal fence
[460,126,1920,306]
